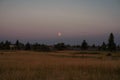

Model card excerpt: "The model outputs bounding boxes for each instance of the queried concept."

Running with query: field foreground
[0,51,120,80]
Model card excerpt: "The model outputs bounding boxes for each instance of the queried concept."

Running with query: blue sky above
[0,0,120,45]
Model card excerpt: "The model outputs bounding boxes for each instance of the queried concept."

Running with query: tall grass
[0,51,120,80]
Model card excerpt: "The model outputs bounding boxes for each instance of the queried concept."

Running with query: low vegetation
[0,51,120,80]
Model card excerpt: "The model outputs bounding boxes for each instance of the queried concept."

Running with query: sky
[0,0,120,45]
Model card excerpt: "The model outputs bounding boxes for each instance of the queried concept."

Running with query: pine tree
[108,33,116,51]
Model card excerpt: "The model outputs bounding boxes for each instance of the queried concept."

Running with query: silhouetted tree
[0,41,4,50]
[40,44,50,51]
[4,40,11,50]
[32,43,50,51]
[101,42,106,51]
[32,43,40,50]
[108,33,116,51]
[92,44,96,48]
[81,40,88,50]
[15,40,24,50]
[54,43,66,50]
[25,42,31,50]
[15,40,20,50]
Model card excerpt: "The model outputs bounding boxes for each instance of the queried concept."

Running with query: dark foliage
[81,40,88,50]
[92,44,96,48]
[54,43,67,50]
[32,43,50,51]
[39,44,50,51]
[101,42,107,51]
[32,43,40,50]
[0,41,4,50]
[4,40,11,50]
[25,42,31,50]
[0,33,119,51]
[15,40,24,50]
[107,33,116,52]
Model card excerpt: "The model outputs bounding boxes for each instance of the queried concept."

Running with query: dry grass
[0,51,120,80]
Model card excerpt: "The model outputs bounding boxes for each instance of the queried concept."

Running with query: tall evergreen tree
[81,40,88,50]
[108,33,116,51]
[15,40,20,50]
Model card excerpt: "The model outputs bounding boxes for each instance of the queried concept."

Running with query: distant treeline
[0,33,119,52]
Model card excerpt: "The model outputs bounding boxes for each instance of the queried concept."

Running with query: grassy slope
[0,51,120,80]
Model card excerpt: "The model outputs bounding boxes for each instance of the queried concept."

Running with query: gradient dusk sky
[0,0,120,45]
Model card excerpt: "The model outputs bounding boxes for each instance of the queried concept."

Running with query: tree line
[0,33,119,52]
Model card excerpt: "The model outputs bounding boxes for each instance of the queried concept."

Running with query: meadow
[0,51,120,80]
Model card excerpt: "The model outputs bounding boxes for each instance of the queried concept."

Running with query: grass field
[0,51,120,80]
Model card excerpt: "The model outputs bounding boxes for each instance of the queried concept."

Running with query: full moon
[58,32,62,37]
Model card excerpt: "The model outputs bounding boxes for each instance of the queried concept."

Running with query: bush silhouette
[81,40,88,50]
[54,43,66,50]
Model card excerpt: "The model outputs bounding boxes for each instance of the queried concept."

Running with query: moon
[58,32,62,37]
